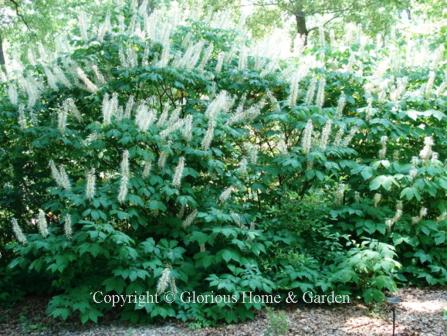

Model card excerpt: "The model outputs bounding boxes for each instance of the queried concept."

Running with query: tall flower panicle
[373,193,382,207]
[59,166,71,191]
[182,209,198,228]
[425,71,436,97]
[336,94,346,118]
[64,214,72,239]
[156,267,171,294]
[205,91,231,122]
[335,184,346,205]
[135,103,157,131]
[38,209,49,238]
[18,104,26,128]
[365,97,373,121]
[85,168,96,200]
[124,95,135,118]
[57,104,67,134]
[315,78,326,108]
[102,93,112,125]
[288,74,300,108]
[419,136,434,161]
[215,52,225,73]
[76,67,98,93]
[319,119,332,150]
[237,158,248,175]
[181,115,193,142]
[342,126,359,147]
[219,186,234,203]
[53,65,72,88]
[91,65,106,84]
[11,218,27,244]
[118,150,129,203]
[142,160,152,178]
[379,135,388,159]
[63,98,81,121]
[238,48,247,70]
[201,121,215,150]
[78,12,89,40]
[244,143,258,164]
[412,207,428,224]
[305,78,317,105]
[386,201,403,229]
[160,119,183,139]
[436,211,447,222]
[199,44,214,70]
[301,119,313,154]
[333,127,345,146]
[266,90,280,111]
[8,84,18,106]
[158,151,168,169]
[172,157,185,188]
[44,67,58,90]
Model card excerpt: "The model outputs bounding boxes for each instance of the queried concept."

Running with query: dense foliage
[0,2,446,325]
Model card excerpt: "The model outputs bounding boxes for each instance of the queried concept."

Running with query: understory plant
[0,0,446,324]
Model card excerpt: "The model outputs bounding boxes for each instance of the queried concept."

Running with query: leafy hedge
[0,3,446,324]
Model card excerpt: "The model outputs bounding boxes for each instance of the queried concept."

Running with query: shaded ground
[1,287,445,336]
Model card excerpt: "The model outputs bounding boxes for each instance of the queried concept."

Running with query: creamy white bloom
[320,119,332,150]
[342,126,359,147]
[199,44,214,70]
[238,48,247,70]
[53,65,72,88]
[315,78,326,108]
[57,104,68,134]
[301,119,313,154]
[64,214,72,239]
[336,94,346,118]
[91,65,106,85]
[419,136,434,161]
[219,186,234,203]
[76,67,98,93]
[373,193,382,207]
[78,12,89,40]
[172,157,185,188]
[181,115,193,142]
[118,150,129,203]
[158,151,168,169]
[135,103,157,131]
[425,71,436,97]
[86,168,96,200]
[59,166,71,191]
[305,77,317,105]
[288,74,300,108]
[238,158,248,175]
[335,184,345,205]
[11,218,27,244]
[142,160,152,178]
[333,127,345,146]
[182,209,198,228]
[18,104,26,128]
[8,84,18,106]
[38,209,49,238]
[379,135,388,159]
[215,52,225,73]
[124,95,135,119]
[201,121,215,150]
[156,267,171,294]
[44,67,59,90]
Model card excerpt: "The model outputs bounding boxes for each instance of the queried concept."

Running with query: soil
[1,287,445,336]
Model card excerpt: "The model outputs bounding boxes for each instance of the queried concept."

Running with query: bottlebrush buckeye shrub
[2,1,446,324]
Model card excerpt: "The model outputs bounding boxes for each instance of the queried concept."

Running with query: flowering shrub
[1,2,446,324]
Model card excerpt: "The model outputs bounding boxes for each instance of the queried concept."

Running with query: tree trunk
[295,12,308,45]
[0,35,6,67]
